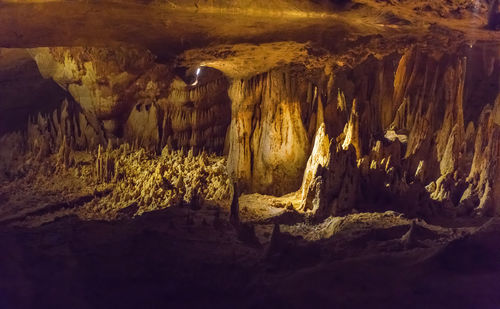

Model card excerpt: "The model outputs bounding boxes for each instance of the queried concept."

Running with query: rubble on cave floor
[0,129,497,308]
[0,143,232,227]
[0,131,488,252]
[0,196,498,308]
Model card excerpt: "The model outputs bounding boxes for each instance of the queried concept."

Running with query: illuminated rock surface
[0,0,500,308]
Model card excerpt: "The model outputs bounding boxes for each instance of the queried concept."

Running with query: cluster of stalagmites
[0,100,232,220]
[2,43,499,221]
[223,44,499,219]
[0,98,101,179]
[27,99,103,160]
[296,46,500,219]
[90,143,231,219]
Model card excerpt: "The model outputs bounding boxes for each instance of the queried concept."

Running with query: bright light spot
[191,67,202,86]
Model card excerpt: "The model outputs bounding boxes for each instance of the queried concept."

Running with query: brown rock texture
[2,2,500,308]
[298,123,359,218]
[29,47,231,153]
[227,70,313,195]
[1,41,496,218]
[0,0,499,220]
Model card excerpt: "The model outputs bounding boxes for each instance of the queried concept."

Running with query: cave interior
[1,0,500,308]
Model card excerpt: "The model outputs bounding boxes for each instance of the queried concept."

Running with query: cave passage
[1,1,500,308]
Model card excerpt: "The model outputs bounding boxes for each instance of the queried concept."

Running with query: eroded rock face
[1,33,499,218]
[227,70,315,195]
[161,67,231,153]
[298,123,359,218]
[30,47,157,122]
[29,47,231,154]
[290,42,500,217]
[463,99,500,215]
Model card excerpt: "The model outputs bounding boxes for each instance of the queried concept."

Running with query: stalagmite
[230,181,240,226]
[342,98,361,159]
[298,123,359,218]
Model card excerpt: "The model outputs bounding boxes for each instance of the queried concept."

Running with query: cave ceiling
[1,0,499,77]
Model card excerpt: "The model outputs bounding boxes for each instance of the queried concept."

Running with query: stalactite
[227,68,311,195]
[11,43,500,218]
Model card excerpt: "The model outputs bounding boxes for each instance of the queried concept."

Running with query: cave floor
[1,206,500,309]
[0,149,499,308]
[1,149,499,308]
[1,197,500,308]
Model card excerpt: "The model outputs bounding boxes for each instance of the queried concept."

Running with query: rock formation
[1,40,499,218]
[0,0,499,224]
[1,2,500,307]
[227,70,312,195]
[298,123,359,219]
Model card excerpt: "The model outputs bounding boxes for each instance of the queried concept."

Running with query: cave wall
[227,70,316,195]
[0,49,67,135]
[29,47,231,154]
[161,68,231,153]
[298,43,500,217]
[5,42,498,217]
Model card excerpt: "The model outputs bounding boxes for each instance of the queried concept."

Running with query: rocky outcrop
[298,123,359,218]
[1,38,498,218]
[461,98,500,216]
[29,47,231,154]
[29,47,157,124]
[227,70,316,195]
[289,42,500,217]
